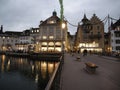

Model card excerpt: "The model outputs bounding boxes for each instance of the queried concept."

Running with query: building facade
[110,19,120,54]
[75,14,104,53]
[0,11,68,53]
[0,34,18,51]
[31,11,68,53]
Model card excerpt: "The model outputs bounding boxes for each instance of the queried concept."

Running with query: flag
[59,0,64,21]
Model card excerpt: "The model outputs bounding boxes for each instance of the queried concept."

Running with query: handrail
[45,56,63,90]
[45,62,60,90]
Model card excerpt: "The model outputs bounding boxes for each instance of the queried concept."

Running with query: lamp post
[59,0,66,53]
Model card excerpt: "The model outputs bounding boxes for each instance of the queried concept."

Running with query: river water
[0,55,59,90]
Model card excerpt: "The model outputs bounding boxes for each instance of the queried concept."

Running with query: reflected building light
[1,55,6,72]
[35,74,39,83]
[7,60,11,71]
[49,63,53,68]
[35,65,39,70]
[41,62,47,69]
[19,58,23,64]
[8,60,10,65]
[32,65,35,73]
[41,62,47,79]
[2,55,5,60]
[48,63,54,74]
[55,63,58,68]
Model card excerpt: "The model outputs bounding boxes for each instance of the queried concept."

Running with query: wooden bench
[76,56,81,61]
[85,62,98,73]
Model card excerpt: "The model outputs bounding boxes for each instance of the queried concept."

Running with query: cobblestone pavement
[60,53,120,90]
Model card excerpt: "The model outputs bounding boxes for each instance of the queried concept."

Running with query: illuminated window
[49,42,54,46]
[43,36,47,39]
[48,63,54,74]
[3,37,5,39]
[79,43,85,47]
[49,36,54,39]
[86,43,89,47]
[37,30,39,32]
[41,47,47,51]
[55,42,61,46]
[79,43,99,48]
[48,47,54,51]
[42,42,47,45]
[55,48,61,52]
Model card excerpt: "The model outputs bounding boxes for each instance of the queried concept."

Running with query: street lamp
[61,22,66,53]
[62,22,66,29]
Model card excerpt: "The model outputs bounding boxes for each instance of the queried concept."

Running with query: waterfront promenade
[60,53,120,90]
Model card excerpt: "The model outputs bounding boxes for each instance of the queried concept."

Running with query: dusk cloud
[0,0,120,34]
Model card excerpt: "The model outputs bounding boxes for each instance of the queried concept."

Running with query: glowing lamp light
[62,23,66,29]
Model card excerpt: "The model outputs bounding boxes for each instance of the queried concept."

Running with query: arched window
[48,42,54,46]
[42,42,47,45]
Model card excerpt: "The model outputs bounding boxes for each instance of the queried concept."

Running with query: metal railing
[45,54,64,90]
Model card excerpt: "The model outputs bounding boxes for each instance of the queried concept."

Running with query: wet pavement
[61,53,120,90]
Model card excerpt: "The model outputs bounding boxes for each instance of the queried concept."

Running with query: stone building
[75,14,104,53]
[31,11,68,53]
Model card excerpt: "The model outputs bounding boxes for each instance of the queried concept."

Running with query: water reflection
[0,55,58,90]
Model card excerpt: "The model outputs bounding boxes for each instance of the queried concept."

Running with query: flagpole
[59,0,65,53]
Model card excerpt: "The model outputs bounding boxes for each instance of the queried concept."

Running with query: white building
[110,19,120,53]
[0,34,18,51]
[15,35,33,52]
[0,29,33,52]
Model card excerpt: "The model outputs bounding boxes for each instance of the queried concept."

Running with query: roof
[111,19,120,30]
[90,14,102,24]
[39,11,61,26]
